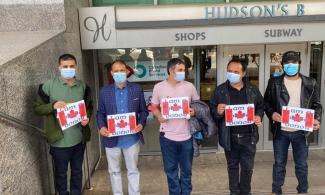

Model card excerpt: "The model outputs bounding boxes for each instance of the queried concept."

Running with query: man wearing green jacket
[34,54,92,195]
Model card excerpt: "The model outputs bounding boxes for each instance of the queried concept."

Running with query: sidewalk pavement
[84,149,325,195]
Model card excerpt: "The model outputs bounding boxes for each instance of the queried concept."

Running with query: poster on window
[281,106,314,132]
[144,91,154,119]
[106,112,138,137]
[57,100,87,131]
[161,97,190,119]
[128,60,168,82]
[225,104,255,126]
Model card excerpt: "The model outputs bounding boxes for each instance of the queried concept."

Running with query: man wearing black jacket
[264,51,322,195]
[210,59,264,195]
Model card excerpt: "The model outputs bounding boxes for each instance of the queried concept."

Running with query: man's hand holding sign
[56,100,89,130]
[280,106,320,131]
[217,103,262,127]
[152,96,194,124]
[271,108,320,131]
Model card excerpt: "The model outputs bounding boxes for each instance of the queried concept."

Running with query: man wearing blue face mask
[210,58,264,195]
[151,58,199,195]
[97,59,148,195]
[34,54,93,195]
[264,51,322,195]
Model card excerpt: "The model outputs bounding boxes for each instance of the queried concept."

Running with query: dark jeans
[225,133,256,195]
[160,133,193,195]
[50,143,86,195]
[272,130,309,194]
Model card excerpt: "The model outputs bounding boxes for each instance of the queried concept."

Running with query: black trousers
[50,143,85,195]
[225,133,256,195]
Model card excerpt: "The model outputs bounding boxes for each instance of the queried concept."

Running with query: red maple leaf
[118,120,127,128]
[67,109,78,118]
[235,111,245,119]
[292,113,303,122]
[171,103,180,111]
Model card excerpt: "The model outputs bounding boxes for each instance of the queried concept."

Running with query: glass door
[264,43,308,149]
[220,45,265,150]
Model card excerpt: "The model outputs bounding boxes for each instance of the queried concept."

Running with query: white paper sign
[57,100,87,130]
[106,112,137,137]
[281,106,314,132]
[161,97,190,119]
[225,104,255,126]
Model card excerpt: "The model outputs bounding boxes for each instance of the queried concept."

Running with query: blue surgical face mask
[113,72,127,84]
[273,70,284,77]
[60,68,76,79]
[226,72,241,84]
[283,63,299,76]
[175,72,185,81]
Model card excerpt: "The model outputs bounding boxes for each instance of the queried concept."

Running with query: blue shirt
[115,84,139,148]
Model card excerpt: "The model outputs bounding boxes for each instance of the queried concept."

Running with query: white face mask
[226,72,241,84]
[60,68,76,79]
[175,72,185,81]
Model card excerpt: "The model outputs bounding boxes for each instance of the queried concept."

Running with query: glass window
[197,47,218,148]
[308,41,323,145]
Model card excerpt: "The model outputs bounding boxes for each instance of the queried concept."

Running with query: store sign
[79,7,117,49]
[225,104,255,126]
[128,60,168,82]
[106,112,138,137]
[281,106,314,132]
[79,1,325,49]
[57,100,87,130]
[161,97,190,119]
[116,1,325,22]
[265,28,303,38]
[205,3,305,19]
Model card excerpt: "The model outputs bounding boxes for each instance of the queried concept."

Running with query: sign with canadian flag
[57,100,87,131]
[106,112,137,137]
[161,97,190,119]
[281,106,315,132]
[225,104,255,126]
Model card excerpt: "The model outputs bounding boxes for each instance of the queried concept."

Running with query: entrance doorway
[218,43,309,150]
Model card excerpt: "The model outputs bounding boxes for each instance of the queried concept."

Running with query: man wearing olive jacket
[34,54,93,195]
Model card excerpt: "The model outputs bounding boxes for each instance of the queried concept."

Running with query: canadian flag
[161,97,190,119]
[57,100,87,130]
[225,104,255,126]
[106,112,137,137]
[281,106,315,131]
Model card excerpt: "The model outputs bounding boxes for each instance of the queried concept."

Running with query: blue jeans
[225,133,256,195]
[160,133,193,195]
[50,143,85,195]
[272,130,309,194]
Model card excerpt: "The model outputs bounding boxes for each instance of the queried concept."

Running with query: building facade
[80,0,325,153]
